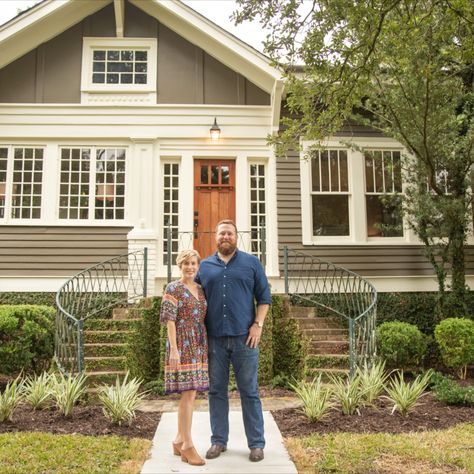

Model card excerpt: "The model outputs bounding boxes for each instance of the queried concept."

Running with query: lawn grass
[285,423,474,473]
[0,432,151,474]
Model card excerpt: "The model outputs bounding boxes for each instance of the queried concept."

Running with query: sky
[0,0,268,52]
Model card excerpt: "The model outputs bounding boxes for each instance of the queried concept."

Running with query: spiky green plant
[98,373,145,426]
[50,372,88,417]
[384,370,433,416]
[23,372,53,410]
[0,376,24,422]
[289,375,334,422]
[357,360,390,404]
[330,374,365,415]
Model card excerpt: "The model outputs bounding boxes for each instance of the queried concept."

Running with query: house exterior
[0,0,473,295]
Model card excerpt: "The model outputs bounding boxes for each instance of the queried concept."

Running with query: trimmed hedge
[0,305,55,374]
[0,293,56,307]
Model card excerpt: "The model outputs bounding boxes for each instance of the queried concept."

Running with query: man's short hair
[215,219,238,234]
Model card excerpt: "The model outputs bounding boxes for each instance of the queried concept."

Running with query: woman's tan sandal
[172,442,183,456]
[181,446,205,466]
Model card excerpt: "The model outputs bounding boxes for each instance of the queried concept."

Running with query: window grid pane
[11,147,43,219]
[311,149,349,236]
[59,148,91,219]
[94,148,126,220]
[92,49,148,85]
[364,149,403,237]
[163,163,179,265]
[249,164,266,259]
[0,148,7,219]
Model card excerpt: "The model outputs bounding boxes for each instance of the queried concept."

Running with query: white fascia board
[114,0,125,38]
[130,0,282,94]
[0,0,111,69]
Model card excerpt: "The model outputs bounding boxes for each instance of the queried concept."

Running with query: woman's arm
[167,320,180,368]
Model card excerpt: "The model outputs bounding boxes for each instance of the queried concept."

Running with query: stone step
[309,340,349,354]
[306,354,350,369]
[292,317,345,329]
[84,342,128,357]
[287,306,317,318]
[84,330,132,344]
[85,370,128,386]
[86,318,140,331]
[84,356,126,372]
[301,329,348,341]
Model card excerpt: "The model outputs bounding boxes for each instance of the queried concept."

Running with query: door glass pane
[221,165,229,184]
[211,166,219,184]
[200,165,208,184]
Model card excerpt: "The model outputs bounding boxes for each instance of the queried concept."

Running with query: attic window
[81,38,157,104]
[92,49,148,85]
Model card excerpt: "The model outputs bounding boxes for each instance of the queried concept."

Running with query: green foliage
[98,373,145,426]
[430,371,474,406]
[357,360,389,404]
[329,374,365,416]
[269,374,293,390]
[0,375,24,422]
[23,372,54,410]
[290,375,334,422]
[0,305,55,374]
[0,292,56,306]
[434,318,474,379]
[125,297,163,382]
[376,321,428,369]
[50,372,88,417]
[143,378,166,396]
[271,296,307,382]
[384,371,432,416]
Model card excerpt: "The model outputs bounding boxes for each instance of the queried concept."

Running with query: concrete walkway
[140,398,300,474]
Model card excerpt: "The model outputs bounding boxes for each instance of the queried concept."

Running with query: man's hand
[246,324,263,348]
[169,347,180,368]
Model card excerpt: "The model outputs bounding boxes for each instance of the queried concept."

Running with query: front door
[194,159,235,259]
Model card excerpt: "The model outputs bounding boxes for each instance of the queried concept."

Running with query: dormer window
[81,38,157,104]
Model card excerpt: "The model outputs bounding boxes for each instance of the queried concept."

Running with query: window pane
[366,195,403,237]
[320,151,329,192]
[339,151,348,192]
[373,151,383,192]
[365,155,375,192]
[200,165,208,184]
[312,195,349,236]
[211,166,219,184]
[221,165,229,184]
[311,156,320,192]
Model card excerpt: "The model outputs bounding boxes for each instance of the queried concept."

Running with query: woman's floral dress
[160,280,209,393]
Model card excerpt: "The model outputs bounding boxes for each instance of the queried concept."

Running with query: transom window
[311,149,350,236]
[59,147,126,220]
[92,49,148,85]
[364,150,403,237]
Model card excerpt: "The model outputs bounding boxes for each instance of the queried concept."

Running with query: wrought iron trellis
[55,248,148,375]
[165,227,266,282]
[283,246,377,377]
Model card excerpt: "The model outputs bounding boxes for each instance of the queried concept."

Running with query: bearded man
[195,219,271,463]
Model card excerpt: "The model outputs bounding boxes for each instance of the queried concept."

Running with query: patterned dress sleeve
[160,283,179,324]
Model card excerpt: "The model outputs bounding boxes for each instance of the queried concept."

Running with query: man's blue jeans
[208,335,265,449]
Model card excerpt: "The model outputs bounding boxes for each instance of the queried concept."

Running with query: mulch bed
[272,393,474,438]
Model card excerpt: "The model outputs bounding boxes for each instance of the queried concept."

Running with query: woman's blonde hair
[176,249,201,267]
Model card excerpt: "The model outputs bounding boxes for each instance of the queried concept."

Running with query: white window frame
[81,37,157,104]
[301,137,417,245]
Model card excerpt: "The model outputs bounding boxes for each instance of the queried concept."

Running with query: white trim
[113,0,125,38]
[81,37,158,104]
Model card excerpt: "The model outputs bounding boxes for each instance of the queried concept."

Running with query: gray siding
[0,226,131,276]
[0,1,270,105]
[276,152,474,277]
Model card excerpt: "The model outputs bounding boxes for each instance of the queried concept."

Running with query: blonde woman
[160,249,208,466]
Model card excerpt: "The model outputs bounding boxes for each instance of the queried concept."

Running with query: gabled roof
[0,0,282,94]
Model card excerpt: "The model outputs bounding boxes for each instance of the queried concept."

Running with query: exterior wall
[0,1,270,105]
[276,151,474,277]
[0,226,131,276]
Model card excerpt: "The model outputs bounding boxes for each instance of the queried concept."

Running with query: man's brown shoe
[249,448,264,462]
[205,444,227,459]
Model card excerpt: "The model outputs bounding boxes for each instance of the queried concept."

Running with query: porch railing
[165,227,266,282]
[55,248,148,375]
[283,246,377,376]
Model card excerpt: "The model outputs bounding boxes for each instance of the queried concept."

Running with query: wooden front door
[194,159,236,259]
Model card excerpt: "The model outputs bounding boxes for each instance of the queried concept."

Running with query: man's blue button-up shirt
[196,250,271,337]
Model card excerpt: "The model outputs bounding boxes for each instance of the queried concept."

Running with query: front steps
[288,305,350,380]
[84,314,139,385]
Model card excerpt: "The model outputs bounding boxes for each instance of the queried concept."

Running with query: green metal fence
[55,248,148,374]
[283,246,377,376]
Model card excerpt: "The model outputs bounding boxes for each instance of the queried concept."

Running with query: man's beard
[217,241,237,256]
